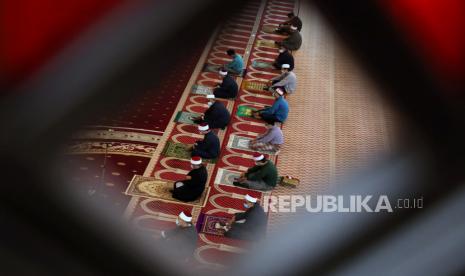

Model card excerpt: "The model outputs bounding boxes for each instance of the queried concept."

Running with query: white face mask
[207,101,213,107]
[243,203,250,209]
[176,218,180,226]
[279,49,285,53]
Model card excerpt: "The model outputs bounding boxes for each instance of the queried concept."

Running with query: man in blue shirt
[191,122,220,159]
[225,49,244,75]
[253,88,289,124]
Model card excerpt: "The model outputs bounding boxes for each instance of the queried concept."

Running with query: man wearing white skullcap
[190,123,220,159]
[170,156,207,202]
[233,152,278,191]
[267,63,297,94]
[253,88,289,124]
[160,210,198,261]
[213,67,238,99]
[192,95,231,129]
[215,194,267,240]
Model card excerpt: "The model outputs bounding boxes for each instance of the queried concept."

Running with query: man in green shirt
[233,152,278,191]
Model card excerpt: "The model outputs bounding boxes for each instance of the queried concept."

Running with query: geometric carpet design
[123,0,297,268]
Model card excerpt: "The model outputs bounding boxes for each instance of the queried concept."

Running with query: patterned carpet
[266,2,398,232]
[63,29,209,211]
[63,0,398,269]
[122,0,296,268]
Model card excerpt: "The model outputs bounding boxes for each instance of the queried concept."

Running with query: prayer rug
[251,60,274,69]
[277,176,300,188]
[125,175,211,206]
[191,84,213,95]
[196,213,229,236]
[202,63,222,73]
[242,80,268,92]
[262,25,277,34]
[161,141,217,163]
[227,134,279,155]
[174,111,200,125]
[255,39,279,49]
[215,168,296,189]
[214,168,242,186]
[236,106,258,118]
[202,63,245,77]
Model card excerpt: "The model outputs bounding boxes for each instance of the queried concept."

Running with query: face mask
[176,218,180,226]
[243,203,250,209]
[207,101,213,107]
[279,49,285,53]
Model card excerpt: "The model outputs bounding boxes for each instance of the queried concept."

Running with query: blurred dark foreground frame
[0,0,464,275]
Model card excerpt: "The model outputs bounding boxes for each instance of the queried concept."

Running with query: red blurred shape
[382,0,465,91]
[1,0,125,87]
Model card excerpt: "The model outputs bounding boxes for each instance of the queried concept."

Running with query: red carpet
[64,29,210,213]
[124,0,297,267]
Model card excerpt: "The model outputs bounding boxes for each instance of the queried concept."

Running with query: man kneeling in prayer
[233,153,278,191]
[249,121,284,153]
[215,194,266,241]
[190,122,220,159]
[252,88,289,124]
[213,68,238,99]
[170,156,207,202]
[192,95,231,129]
[160,211,198,261]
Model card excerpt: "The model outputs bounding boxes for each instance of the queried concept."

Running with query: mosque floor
[63,0,398,269]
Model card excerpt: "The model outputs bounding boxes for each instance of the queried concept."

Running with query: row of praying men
[162,11,304,248]
[159,194,266,260]
[168,12,304,201]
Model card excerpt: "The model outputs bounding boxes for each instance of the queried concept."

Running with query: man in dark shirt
[191,123,220,159]
[216,194,267,241]
[276,26,302,51]
[160,211,198,261]
[276,12,302,34]
[171,156,207,202]
[273,46,294,70]
[213,68,238,99]
[192,95,231,129]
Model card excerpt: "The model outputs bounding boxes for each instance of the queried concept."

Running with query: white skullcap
[179,211,192,222]
[198,123,209,131]
[275,88,284,96]
[281,64,290,69]
[190,156,202,165]
[245,194,257,203]
[253,152,265,161]
[206,94,215,99]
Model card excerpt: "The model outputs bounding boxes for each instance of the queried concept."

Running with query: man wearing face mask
[190,123,220,159]
[213,68,238,99]
[171,156,207,202]
[250,121,284,153]
[160,211,198,261]
[192,95,231,130]
[233,153,278,191]
[267,63,297,94]
[253,88,289,124]
[215,194,267,241]
[273,46,294,71]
